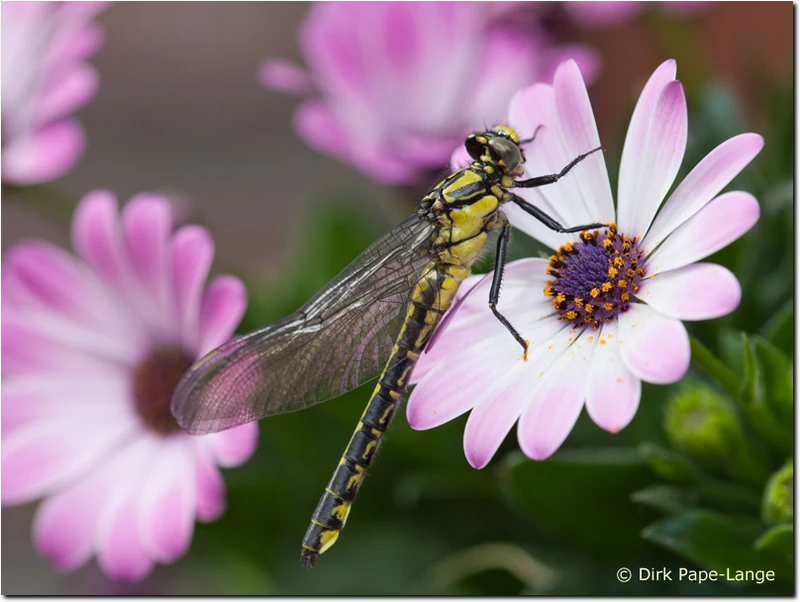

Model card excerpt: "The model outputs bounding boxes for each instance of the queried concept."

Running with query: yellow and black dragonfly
[171,125,603,567]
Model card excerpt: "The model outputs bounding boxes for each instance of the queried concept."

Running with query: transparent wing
[171,214,437,434]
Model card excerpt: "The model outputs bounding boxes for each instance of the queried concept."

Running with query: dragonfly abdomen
[300,381,399,567]
[300,266,464,567]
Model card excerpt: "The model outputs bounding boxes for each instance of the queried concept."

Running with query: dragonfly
[171,125,604,568]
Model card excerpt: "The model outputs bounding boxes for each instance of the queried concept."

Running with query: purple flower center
[544,224,646,328]
[131,346,194,435]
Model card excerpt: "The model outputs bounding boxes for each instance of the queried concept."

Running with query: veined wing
[171,213,437,434]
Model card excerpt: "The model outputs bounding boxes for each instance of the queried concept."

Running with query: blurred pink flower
[260,2,599,183]
[409,59,762,469]
[2,192,258,580]
[2,2,109,185]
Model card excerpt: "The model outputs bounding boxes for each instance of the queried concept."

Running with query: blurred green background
[2,2,793,595]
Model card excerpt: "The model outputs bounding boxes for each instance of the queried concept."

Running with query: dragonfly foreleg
[511,146,603,189]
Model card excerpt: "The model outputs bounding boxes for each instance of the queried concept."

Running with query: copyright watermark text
[616,567,776,585]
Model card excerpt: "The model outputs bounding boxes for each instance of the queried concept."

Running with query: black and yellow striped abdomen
[301,165,505,568]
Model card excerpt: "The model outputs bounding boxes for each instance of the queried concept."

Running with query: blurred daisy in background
[2,2,109,185]
[260,1,599,183]
[2,192,258,580]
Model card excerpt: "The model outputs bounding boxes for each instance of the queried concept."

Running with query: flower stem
[689,335,742,401]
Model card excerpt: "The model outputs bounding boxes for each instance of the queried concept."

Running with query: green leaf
[500,448,658,562]
[754,524,793,559]
[741,334,793,453]
[642,510,791,581]
[639,443,695,484]
[717,328,746,378]
[631,485,696,515]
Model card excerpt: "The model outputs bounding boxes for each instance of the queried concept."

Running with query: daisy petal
[195,448,226,522]
[122,194,174,323]
[645,191,760,274]
[585,323,641,433]
[172,226,214,351]
[639,263,741,321]
[1,317,131,376]
[461,338,557,469]
[198,276,247,356]
[294,100,352,161]
[517,331,596,460]
[5,240,100,318]
[643,134,765,250]
[36,64,98,124]
[552,59,615,223]
[463,383,528,470]
[98,496,153,581]
[2,377,135,439]
[258,59,314,95]
[72,190,130,292]
[540,44,602,87]
[509,83,593,247]
[623,80,688,236]
[617,59,677,231]
[207,422,259,468]
[2,120,85,185]
[33,457,114,571]
[139,439,196,564]
[408,340,509,430]
[2,415,134,505]
[96,439,158,581]
[618,304,690,385]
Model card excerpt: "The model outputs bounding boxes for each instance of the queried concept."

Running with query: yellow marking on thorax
[443,232,488,266]
[442,170,483,203]
[436,194,499,244]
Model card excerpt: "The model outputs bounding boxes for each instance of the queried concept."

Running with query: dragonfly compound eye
[465,133,487,161]
[487,137,522,170]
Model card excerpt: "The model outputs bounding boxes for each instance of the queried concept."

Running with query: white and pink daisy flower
[408,59,763,469]
[260,2,599,183]
[2,1,109,185]
[2,192,258,580]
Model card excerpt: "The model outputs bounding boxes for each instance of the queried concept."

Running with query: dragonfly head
[465,125,525,173]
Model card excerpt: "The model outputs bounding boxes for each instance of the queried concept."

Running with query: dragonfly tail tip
[301,548,319,569]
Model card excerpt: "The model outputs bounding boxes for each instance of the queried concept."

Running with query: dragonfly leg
[509,193,607,233]
[489,219,529,359]
[512,146,603,189]
[518,124,544,146]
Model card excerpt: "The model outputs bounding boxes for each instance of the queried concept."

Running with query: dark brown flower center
[131,346,194,435]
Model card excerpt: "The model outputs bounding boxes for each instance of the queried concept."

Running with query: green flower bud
[664,386,746,474]
[762,460,793,526]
